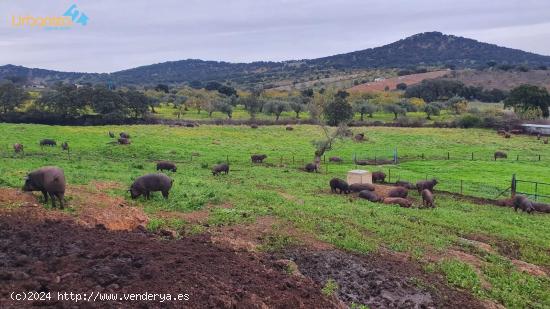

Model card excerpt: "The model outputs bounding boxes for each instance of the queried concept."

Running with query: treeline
[404,79,508,103]
[0,82,154,121]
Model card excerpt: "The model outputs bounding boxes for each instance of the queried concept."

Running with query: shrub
[457,114,482,128]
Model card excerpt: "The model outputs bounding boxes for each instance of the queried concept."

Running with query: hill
[443,69,550,91]
[2,32,550,86]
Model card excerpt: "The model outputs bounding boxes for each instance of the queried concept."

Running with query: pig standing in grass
[156,161,177,172]
[212,163,229,176]
[513,195,535,214]
[416,179,438,193]
[251,154,267,163]
[22,166,66,209]
[304,163,318,173]
[329,178,350,194]
[120,132,131,139]
[421,189,435,208]
[40,139,56,147]
[494,151,507,160]
[13,143,24,153]
[372,171,386,183]
[130,174,173,199]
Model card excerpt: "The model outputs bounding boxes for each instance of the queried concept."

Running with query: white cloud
[1,0,549,72]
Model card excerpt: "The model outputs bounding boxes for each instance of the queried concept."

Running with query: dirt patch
[0,212,339,309]
[67,184,147,231]
[0,183,147,232]
[280,248,485,308]
[510,259,548,277]
[0,188,39,207]
[212,216,333,252]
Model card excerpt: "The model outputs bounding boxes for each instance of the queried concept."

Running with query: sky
[1,0,550,73]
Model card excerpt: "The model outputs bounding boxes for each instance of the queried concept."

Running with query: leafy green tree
[37,84,86,117]
[289,98,306,118]
[324,95,353,126]
[384,104,406,120]
[504,85,550,118]
[216,101,233,119]
[0,82,27,113]
[396,83,407,90]
[90,86,127,116]
[155,84,170,93]
[423,104,441,120]
[354,102,377,121]
[263,100,290,121]
[446,96,468,114]
[240,93,263,119]
[123,90,150,118]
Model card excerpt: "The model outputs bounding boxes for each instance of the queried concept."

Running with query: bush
[457,115,482,128]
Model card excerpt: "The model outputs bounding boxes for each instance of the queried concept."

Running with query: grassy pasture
[0,123,549,307]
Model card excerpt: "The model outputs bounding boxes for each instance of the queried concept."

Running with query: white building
[521,124,550,135]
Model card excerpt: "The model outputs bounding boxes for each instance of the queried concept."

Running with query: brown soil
[278,248,486,309]
[0,211,339,309]
[211,216,333,252]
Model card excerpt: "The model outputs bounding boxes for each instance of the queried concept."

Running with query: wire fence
[2,145,549,203]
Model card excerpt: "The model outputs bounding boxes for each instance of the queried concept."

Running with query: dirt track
[0,212,339,308]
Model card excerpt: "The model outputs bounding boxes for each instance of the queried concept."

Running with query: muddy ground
[277,249,485,309]
[0,186,508,309]
[0,212,340,309]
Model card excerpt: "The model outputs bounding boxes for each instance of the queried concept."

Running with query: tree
[354,102,377,121]
[216,101,233,119]
[324,95,353,126]
[0,82,27,113]
[504,85,550,118]
[155,84,170,93]
[384,104,406,120]
[263,100,290,121]
[37,84,87,117]
[289,98,306,118]
[123,90,150,118]
[396,83,407,90]
[90,86,127,117]
[218,85,237,97]
[447,96,468,114]
[423,104,441,120]
[240,92,263,119]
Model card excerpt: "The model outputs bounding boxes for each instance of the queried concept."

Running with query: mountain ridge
[2,32,550,85]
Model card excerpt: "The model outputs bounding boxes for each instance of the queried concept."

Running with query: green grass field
[1,123,549,308]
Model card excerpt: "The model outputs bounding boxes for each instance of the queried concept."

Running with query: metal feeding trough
[347,170,372,185]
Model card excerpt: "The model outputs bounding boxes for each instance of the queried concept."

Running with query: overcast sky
[1,0,550,73]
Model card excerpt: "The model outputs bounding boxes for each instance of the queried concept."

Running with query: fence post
[447,152,450,160]
[516,155,519,161]
[280,156,283,165]
[394,148,398,164]
[421,153,424,160]
[471,152,474,161]
[292,156,295,164]
[323,155,326,163]
[226,155,229,164]
[539,155,541,161]
[535,182,538,201]
[460,180,463,195]
[511,174,516,198]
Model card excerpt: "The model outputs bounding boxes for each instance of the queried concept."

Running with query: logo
[11,4,89,30]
